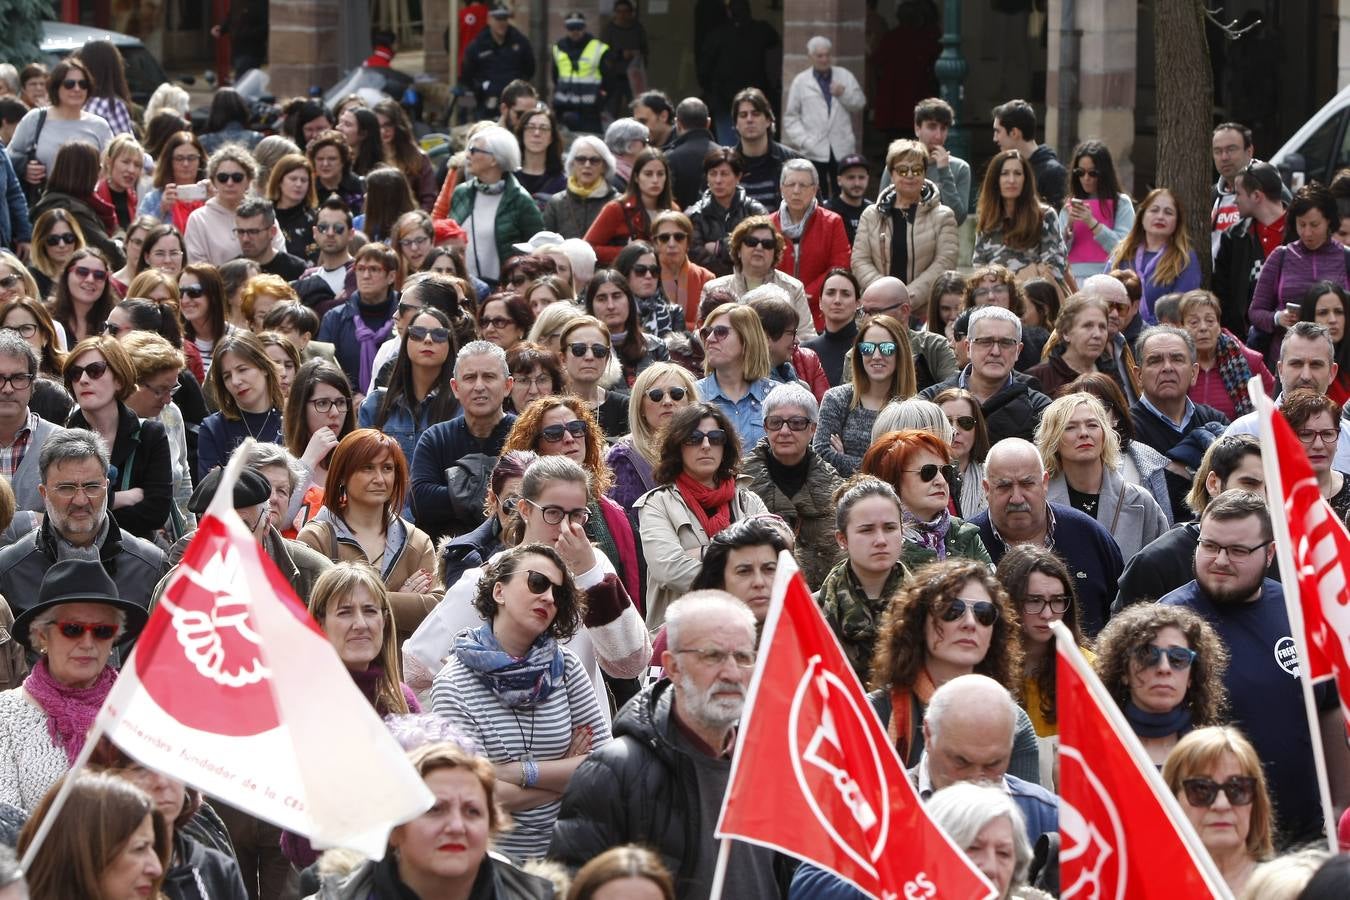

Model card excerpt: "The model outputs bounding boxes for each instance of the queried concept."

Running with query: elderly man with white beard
[550,590,784,898]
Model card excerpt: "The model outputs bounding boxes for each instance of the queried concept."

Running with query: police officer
[460,2,536,121]
[551,11,616,134]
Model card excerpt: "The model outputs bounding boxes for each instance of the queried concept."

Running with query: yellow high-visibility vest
[553,39,607,107]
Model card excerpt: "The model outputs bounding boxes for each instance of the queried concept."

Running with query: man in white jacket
[782,36,866,199]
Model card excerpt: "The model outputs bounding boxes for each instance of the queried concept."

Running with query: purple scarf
[354,312,396,392]
[24,659,117,765]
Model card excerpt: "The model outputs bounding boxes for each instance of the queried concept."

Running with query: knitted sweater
[813,383,880,477]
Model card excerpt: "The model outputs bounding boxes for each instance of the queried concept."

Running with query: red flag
[1055,622,1229,899]
[715,553,995,900]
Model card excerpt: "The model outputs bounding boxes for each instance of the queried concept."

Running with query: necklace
[241,408,276,441]
[511,706,538,764]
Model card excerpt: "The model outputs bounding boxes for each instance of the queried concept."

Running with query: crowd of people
[0,7,1347,900]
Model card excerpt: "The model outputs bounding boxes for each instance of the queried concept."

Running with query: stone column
[268,0,342,99]
[425,2,450,80]
[1340,0,1350,90]
[782,0,867,148]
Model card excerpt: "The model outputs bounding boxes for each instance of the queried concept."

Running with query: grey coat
[1123,441,1174,526]
[1047,466,1168,565]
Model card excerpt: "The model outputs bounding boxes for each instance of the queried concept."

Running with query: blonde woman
[695,302,778,448]
[606,361,699,509]
[527,301,585,355]
[94,133,144,236]
[1034,391,1167,562]
[814,314,916,476]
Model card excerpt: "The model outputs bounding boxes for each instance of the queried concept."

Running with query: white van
[1271,84,1350,188]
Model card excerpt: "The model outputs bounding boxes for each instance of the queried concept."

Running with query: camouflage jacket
[816,559,909,685]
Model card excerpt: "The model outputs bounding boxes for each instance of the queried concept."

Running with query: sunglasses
[0,275,21,290]
[631,263,660,277]
[179,283,206,298]
[67,360,109,382]
[568,342,611,359]
[102,321,125,337]
[45,233,78,247]
[315,222,348,234]
[73,266,107,283]
[540,420,588,442]
[765,415,811,432]
[654,232,687,243]
[573,155,603,166]
[742,236,776,250]
[407,325,450,343]
[1132,643,1197,670]
[1182,776,1257,809]
[518,568,562,595]
[907,463,956,484]
[1072,168,1100,178]
[892,165,925,178]
[939,598,1000,627]
[859,341,897,357]
[479,316,514,330]
[646,386,687,403]
[215,171,247,184]
[61,79,90,91]
[700,323,732,342]
[683,428,727,447]
[948,415,976,431]
[54,621,118,640]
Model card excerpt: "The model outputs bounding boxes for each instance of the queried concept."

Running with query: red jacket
[772,205,851,331]
[584,196,676,265]
[792,346,830,401]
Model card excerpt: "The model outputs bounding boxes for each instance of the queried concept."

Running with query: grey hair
[1080,274,1128,304]
[244,442,304,495]
[806,35,832,55]
[873,398,954,444]
[1242,848,1329,900]
[561,238,597,285]
[0,842,21,887]
[144,83,191,122]
[1281,320,1336,360]
[455,340,509,378]
[206,143,259,181]
[967,305,1022,342]
[925,674,1019,747]
[0,66,17,95]
[1134,324,1197,365]
[780,157,819,187]
[763,382,819,422]
[926,782,1033,887]
[470,125,521,174]
[0,330,37,377]
[604,117,649,156]
[30,603,127,645]
[740,283,791,306]
[39,428,109,481]
[235,196,276,226]
[564,134,617,180]
[665,589,756,651]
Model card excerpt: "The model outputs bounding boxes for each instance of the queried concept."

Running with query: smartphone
[177,183,206,202]
[1285,303,1301,317]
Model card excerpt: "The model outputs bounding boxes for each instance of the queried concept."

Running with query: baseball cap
[489,3,511,18]
[837,154,868,175]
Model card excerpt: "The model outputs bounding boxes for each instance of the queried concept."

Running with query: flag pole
[18,712,110,871]
[707,837,732,900]
[1248,377,1339,854]
[1052,622,1235,899]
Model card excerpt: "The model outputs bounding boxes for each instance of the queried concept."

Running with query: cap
[489,3,511,18]
[189,468,274,515]
[837,154,868,175]
[512,230,565,255]
[564,11,586,27]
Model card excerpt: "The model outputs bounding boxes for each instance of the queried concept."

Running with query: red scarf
[887,668,938,767]
[675,472,736,538]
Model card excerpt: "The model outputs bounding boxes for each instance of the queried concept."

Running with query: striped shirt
[431,647,610,860]
[0,412,36,480]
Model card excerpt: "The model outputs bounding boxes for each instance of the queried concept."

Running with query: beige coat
[699,269,817,341]
[851,181,959,309]
[634,477,769,628]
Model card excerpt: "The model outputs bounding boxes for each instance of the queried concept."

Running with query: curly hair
[652,402,742,486]
[729,215,784,269]
[995,545,1084,726]
[868,557,1022,694]
[963,264,1026,317]
[471,542,585,642]
[501,395,613,496]
[1092,603,1229,727]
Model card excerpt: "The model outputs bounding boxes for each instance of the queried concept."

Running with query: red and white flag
[96,450,433,859]
[715,553,996,900]
[1055,621,1230,899]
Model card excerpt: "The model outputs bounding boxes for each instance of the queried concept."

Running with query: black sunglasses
[61,79,90,91]
[540,420,587,443]
[646,386,687,403]
[742,236,776,250]
[518,568,561,595]
[568,342,611,359]
[179,284,206,298]
[700,323,732,342]
[1182,776,1257,808]
[215,171,247,184]
[55,621,117,640]
[0,275,20,290]
[765,415,811,432]
[102,321,125,337]
[948,415,977,431]
[67,360,109,382]
[683,428,727,447]
[1132,644,1197,671]
[45,233,77,247]
[939,598,1000,627]
[907,463,957,484]
[631,263,660,277]
[407,325,450,343]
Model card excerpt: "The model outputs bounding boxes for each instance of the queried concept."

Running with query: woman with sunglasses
[501,396,643,608]
[646,212,711,332]
[296,428,442,643]
[867,556,1041,782]
[50,247,118,343]
[584,269,670,387]
[196,330,285,479]
[137,130,208,232]
[814,314,916,477]
[542,135,619,241]
[584,147,678,266]
[185,146,282,267]
[701,215,816,343]
[62,335,172,541]
[1035,392,1167,563]
[558,315,629,438]
[27,140,124,270]
[28,208,85,302]
[932,387,991,518]
[7,57,112,193]
[1059,140,1135,285]
[505,341,564,415]
[306,129,365,215]
[178,263,232,380]
[1163,727,1274,895]
[696,302,778,449]
[477,291,534,352]
[362,307,461,466]
[635,402,768,626]
[606,361,698,513]
[1094,602,1229,767]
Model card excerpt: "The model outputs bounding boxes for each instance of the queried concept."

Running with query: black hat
[188,468,273,516]
[837,154,868,175]
[14,559,149,652]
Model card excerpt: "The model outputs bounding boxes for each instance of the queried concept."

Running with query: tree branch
[1204,7,1262,39]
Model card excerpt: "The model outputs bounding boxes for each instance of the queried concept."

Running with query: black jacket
[1128,398,1230,456]
[666,128,719,210]
[460,25,536,103]
[919,370,1052,445]
[1212,215,1268,337]
[67,402,173,541]
[687,186,767,277]
[439,515,504,588]
[163,831,248,900]
[1028,144,1068,210]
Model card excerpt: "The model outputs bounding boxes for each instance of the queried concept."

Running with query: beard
[674,670,746,731]
[1199,568,1266,606]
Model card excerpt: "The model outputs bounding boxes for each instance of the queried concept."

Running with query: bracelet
[522,758,540,789]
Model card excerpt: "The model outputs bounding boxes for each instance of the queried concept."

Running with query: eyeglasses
[630,263,660,277]
[654,232,687,243]
[316,222,348,234]
[73,266,107,283]
[399,235,430,249]
[1181,776,1257,809]
[49,480,107,500]
[568,342,611,359]
[407,325,450,343]
[54,621,118,640]
[0,275,20,290]
[1132,643,1197,670]
[858,340,897,357]
[891,165,925,178]
[1297,428,1339,445]
[234,227,267,238]
[0,323,36,338]
[1022,594,1071,615]
[765,415,811,432]
[354,265,388,276]
[906,463,956,483]
[0,372,34,390]
[741,236,776,250]
[540,420,587,442]
[308,397,349,413]
[938,597,1000,626]
[149,248,183,261]
[947,415,976,431]
[61,79,90,91]
[972,285,1011,300]
[646,386,687,403]
[102,321,125,337]
[971,336,1019,350]
[673,647,757,669]
[171,153,201,165]
[515,372,554,390]
[1072,168,1100,179]
[179,284,206,298]
[524,499,591,526]
[572,155,603,166]
[480,316,514,330]
[45,233,77,247]
[1196,538,1271,561]
[467,146,493,157]
[683,428,727,447]
[516,568,562,595]
[700,324,732,343]
[523,123,552,133]
[142,380,181,400]
[215,171,247,184]
[67,360,109,382]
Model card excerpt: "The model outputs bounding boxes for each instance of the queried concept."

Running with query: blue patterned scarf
[902,508,951,559]
[453,623,564,708]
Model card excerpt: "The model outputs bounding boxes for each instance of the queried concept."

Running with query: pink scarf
[24,658,117,765]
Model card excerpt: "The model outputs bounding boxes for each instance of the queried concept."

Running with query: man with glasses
[0,428,162,609]
[0,332,59,524]
[295,198,356,315]
[920,306,1049,444]
[552,590,780,898]
[233,197,306,282]
[970,438,1121,636]
[317,243,399,397]
[1161,490,1350,845]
